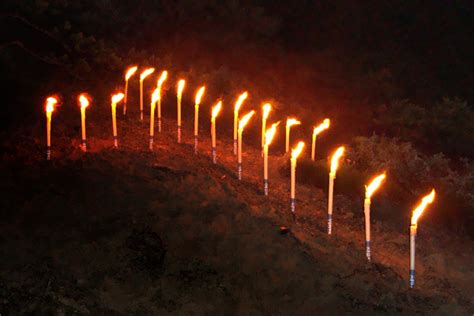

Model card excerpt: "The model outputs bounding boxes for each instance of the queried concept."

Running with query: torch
[177,79,185,143]
[233,92,248,155]
[290,141,305,219]
[311,118,330,161]
[261,103,272,149]
[78,94,90,152]
[364,173,386,261]
[123,66,137,115]
[286,118,301,153]
[409,189,436,288]
[327,146,345,234]
[237,110,255,180]
[111,93,125,148]
[210,101,222,164]
[139,68,155,121]
[194,86,205,154]
[149,88,159,150]
[157,70,167,132]
[263,122,280,195]
[45,96,58,160]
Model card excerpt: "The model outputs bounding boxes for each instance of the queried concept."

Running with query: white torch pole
[409,224,417,288]
[364,197,371,261]
[327,172,335,234]
[264,143,269,195]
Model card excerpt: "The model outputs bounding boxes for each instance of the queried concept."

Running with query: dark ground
[1,103,472,314]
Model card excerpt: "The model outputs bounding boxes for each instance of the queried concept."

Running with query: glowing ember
[330,146,345,175]
[411,189,436,225]
[291,141,305,160]
[366,173,386,199]
[239,110,255,131]
[152,88,160,104]
[140,68,155,81]
[265,121,280,146]
[125,66,138,80]
[195,86,205,105]
[157,71,168,91]
[262,103,271,120]
[313,118,330,136]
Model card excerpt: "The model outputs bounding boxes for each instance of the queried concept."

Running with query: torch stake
[238,132,242,180]
[311,134,316,161]
[194,136,198,154]
[212,147,217,164]
[410,224,417,288]
[140,81,144,121]
[264,143,269,195]
[123,80,128,115]
[364,198,371,261]
[290,158,296,216]
[327,173,335,235]
[177,125,181,143]
[157,99,162,132]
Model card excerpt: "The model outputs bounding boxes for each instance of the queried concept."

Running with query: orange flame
[140,68,155,81]
[365,173,386,199]
[313,118,330,136]
[238,110,255,130]
[286,118,301,128]
[152,88,160,104]
[262,103,272,120]
[291,141,305,159]
[112,93,125,104]
[195,86,205,104]
[211,101,222,118]
[157,71,168,88]
[177,79,185,96]
[265,121,280,146]
[125,66,138,80]
[411,189,436,225]
[45,96,58,113]
[234,92,248,112]
[78,94,90,109]
[330,146,345,175]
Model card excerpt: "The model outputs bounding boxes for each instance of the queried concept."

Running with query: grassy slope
[0,106,473,315]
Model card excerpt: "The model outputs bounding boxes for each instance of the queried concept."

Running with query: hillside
[1,107,473,315]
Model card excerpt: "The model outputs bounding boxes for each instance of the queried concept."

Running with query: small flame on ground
[195,86,205,104]
[125,66,138,80]
[177,79,186,96]
[152,88,160,103]
[411,189,436,225]
[45,97,58,113]
[158,71,168,88]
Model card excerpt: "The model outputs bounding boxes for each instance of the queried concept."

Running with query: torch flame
[291,141,305,159]
[313,118,330,136]
[112,93,125,104]
[45,97,58,113]
[286,118,301,128]
[78,94,90,109]
[262,103,272,120]
[195,86,205,104]
[140,68,155,81]
[177,79,185,96]
[265,121,280,146]
[152,88,160,104]
[365,173,386,199]
[125,66,138,80]
[411,189,436,225]
[211,101,222,118]
[330,146,345,175]
[238,110,255,130]
[235,92,248,112]
[157,71,168,88]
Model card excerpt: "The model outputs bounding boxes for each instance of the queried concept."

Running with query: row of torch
[43,66,436,289]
